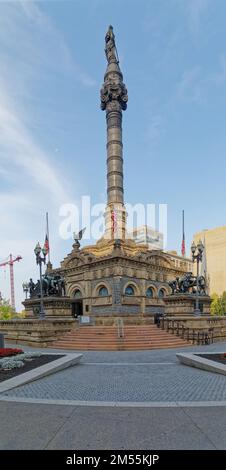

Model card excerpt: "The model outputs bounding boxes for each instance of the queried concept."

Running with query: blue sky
[0,0,226,309]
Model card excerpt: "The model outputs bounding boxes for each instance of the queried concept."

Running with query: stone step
[54,344,187,350]
[54,335,186,341]
[51,324,190,350]
[53,341,188,349]
[54,338,186,344]
[66,332,180,336]
[56,333,186,340]
[54,344,187,351]
[64,335,185,341]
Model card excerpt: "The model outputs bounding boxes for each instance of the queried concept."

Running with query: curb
[0,353,83,393]
[177,352,226,376]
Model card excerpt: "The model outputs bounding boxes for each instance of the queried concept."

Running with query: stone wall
[92,305,140,315]
[0,318,75,347]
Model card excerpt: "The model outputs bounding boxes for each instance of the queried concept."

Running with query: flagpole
[181,209,185,257]
[183,209,185,256]
[182,209,184,245]
[46,212,50,263]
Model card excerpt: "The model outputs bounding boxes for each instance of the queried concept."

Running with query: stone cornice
[58,254,180,278]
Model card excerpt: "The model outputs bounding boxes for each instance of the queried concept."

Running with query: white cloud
[145,115,164,147]
[21,0,96,87]
[176,66,203,103]
[175,55,226,106]
[0,1,89,309]
[0,89,68,203]
[212,54,226,85]
[188,0,211,35]
[174,0,211,36]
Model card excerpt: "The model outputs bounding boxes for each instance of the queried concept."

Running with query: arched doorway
[71,289,83,318]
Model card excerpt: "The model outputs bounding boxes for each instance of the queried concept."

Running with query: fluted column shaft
[100,26,128,240]
[106,109,124,204]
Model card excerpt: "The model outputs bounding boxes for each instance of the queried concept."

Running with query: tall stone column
[100,26,128,240]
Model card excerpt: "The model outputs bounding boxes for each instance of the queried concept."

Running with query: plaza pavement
[1,341,226,450]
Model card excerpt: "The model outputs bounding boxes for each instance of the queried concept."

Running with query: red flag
[111,210,117,233]
[181,237,185,257]
[181,210,185,256]
[44,234,49,254]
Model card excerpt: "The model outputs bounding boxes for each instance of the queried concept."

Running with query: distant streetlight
[22,282,29,299]
[191,240,204,316]
[34,242,47,319]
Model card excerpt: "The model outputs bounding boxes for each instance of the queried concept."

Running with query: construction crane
[0,254,22,310]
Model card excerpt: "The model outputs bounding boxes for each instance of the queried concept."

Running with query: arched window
[158,288,165,298]
[125,285,135,296]
[146,287,154,298]
[98,286,109,297]
[74,289,82,299]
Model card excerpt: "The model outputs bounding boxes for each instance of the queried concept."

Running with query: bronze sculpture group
[28,274,66,299]
[169,272,207,295]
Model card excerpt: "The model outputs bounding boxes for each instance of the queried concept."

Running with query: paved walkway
[1,341,226,449]
[1,401,225,449]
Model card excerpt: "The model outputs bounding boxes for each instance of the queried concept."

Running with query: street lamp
[34,242,47,319]
[191,239,204,316]
[22,282,29,299]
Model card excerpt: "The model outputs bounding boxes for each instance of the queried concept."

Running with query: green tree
[221,291,226,315]
[0,299,14,320]
[210,293,223,316]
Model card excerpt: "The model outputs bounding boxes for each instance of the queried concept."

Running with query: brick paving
[1,342,226,450]
[1,341,226,402]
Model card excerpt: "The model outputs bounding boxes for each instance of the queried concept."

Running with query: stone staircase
[50,325,190,351]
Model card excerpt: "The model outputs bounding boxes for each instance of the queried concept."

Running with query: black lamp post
[191,240,204,316]
[22,282,29,299]
[34,242,47,319]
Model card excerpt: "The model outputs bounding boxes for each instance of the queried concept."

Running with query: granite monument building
[4,27,223,349]
[40,26,191,322]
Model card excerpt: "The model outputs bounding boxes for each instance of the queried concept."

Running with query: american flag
[44,234,49,254]
[181,236,185,257]
[111,210,117,233]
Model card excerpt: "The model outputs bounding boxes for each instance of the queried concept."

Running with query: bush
[0,350,42,371]
[0,299,15,320]
[0,359,24,370]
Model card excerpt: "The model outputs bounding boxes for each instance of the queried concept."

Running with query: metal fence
[160,318,214,345]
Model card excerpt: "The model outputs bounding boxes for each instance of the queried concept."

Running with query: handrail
[159,318,214,344]
[117,318,124,339]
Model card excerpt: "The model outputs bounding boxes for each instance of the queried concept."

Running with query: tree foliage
[0,299,15,320]
[210,292,226,316]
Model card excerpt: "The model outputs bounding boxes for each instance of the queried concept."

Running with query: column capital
[100,26,128,112]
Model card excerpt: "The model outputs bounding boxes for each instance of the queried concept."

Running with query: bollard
[0,333,5,348]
